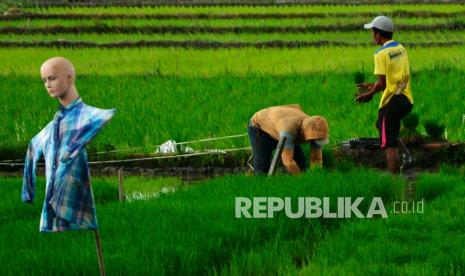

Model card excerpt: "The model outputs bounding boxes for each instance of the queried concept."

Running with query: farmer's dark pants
[376,94,413,149]
[248,122,306,175]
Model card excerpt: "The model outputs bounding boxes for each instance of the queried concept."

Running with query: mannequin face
[40,64,72,98]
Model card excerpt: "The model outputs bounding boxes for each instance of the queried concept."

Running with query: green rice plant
[1,70,464,160]
[424,120,446,140]
[300,171,465,275]
[1,47,465,77]
[0,30,464,45]
[0,3,464,275]
[415,173,459,201]
[2,23,464,36]
[353,71,365,84]
[403,113,420,130]
[4,9,465,20]
[1,16,459,29]
[401,113,423,146]
[21,4,465,15]
[0,169,401,275]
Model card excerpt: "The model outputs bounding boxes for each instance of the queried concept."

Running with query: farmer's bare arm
[357,83,374,89]
[281,149,301,175]
[310,148,323,169]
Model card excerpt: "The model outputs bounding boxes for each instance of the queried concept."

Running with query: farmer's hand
[357,83,374,90]
[356,91,374,103]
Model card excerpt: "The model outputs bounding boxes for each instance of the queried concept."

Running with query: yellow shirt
[374,40,414,109]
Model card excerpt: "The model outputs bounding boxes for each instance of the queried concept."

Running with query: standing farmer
[356,16,413,174]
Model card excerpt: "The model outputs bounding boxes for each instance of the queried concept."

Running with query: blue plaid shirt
[22,98,115,232]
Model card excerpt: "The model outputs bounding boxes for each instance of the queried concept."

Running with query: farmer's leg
[386,148,400,174]
[248,122,277,175]
[310,141,323,169]
[381,95,413,174]
[293,144,307,172]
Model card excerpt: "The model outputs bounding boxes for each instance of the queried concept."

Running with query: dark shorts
[376,94,413,149]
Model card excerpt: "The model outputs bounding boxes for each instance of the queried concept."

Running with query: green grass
[1,47,465,76]
[22,4,465,15]
[2,16,461,28]
[2,3,465,275]
[0,168,402,275]
[2,168,462,274]
[1,70,464,157]
[0,176,182,226]
[300,169,465,275]
[0,30,464,44]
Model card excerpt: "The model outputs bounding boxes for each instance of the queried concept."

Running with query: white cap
[364,16,394,33]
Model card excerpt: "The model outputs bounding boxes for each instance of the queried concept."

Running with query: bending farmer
[247,105,329,175]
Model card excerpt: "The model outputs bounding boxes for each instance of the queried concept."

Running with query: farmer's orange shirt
[251,105,306,143]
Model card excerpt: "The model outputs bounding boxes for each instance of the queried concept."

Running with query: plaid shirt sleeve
[61,108,116,164]
[22,123,52,203]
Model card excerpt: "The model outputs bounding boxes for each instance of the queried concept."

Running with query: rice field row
[1,31,464,44]
[1,47,464,76]
[2,24,465,35]
[301,170,465,275]
[2,166,464,274]
[2,71,464,158]
[2,3,465,157]
[21,4,465,15]
[5,10,465,20]
[23,0,465,6]
[2,40,465,50]
[2,3,464,275]
[2,4,463,50]
[3,17,465,28]
[0,169,405,274]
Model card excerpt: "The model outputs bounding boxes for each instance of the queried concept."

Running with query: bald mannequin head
[40,57,78,105]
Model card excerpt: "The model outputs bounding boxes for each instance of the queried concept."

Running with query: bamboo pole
[118,167,124,202]
[94,229,106,276]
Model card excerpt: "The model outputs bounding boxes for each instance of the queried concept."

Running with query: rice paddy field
[1,1,465,275]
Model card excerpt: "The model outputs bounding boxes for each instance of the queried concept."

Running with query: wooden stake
[94,229,106,276]
[268,136,287,176]
[118,167,124,202]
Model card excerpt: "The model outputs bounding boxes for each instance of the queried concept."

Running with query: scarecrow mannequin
[22,57,115,275]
